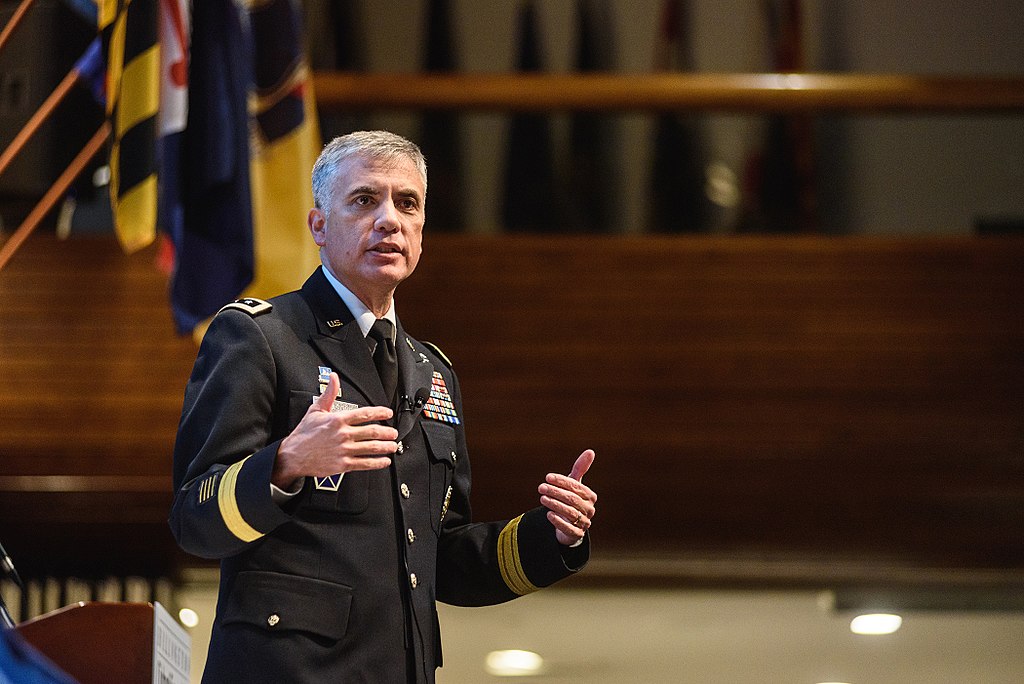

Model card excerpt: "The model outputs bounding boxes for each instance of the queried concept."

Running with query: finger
[345,439,401,457]
[539,494,584,523]
[568,449,596,482]
[543,474,597,507]
[339,405,395,425]
[546,511,585,544]
[540,487,595,520]
[346,423,399,442]
[343,455,393,472]
[313,372,341,412]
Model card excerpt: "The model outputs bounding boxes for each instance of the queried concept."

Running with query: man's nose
[374,199,402,232]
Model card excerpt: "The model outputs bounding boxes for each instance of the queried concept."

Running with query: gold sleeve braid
[217,455,264,543]
[497,515,540,596]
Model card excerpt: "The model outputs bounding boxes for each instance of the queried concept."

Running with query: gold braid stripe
[497,515,539,596]
[218,456,264,543]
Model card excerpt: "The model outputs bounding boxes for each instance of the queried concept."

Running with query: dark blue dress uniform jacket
[169,269,588,683]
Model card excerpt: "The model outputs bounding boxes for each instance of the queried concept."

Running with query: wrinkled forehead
[337,153,426,193]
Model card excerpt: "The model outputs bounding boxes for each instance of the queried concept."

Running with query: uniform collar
[320,264,397,337]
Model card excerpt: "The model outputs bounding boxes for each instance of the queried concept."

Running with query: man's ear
[308,208,327,246]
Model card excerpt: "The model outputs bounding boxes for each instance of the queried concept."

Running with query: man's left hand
[538,449,597,546]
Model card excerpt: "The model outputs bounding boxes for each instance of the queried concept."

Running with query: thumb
[313,372,340,412]
[568,449,596,482]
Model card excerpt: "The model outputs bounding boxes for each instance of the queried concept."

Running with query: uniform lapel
[301,270,388,407]
[395,320,433,440]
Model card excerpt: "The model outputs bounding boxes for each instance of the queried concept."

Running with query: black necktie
[367,319,398,405]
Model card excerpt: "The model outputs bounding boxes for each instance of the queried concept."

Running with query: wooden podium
[16,602,190,684]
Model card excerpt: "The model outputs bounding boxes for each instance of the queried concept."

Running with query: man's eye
[354,195,373,206]
[398,198,418,211]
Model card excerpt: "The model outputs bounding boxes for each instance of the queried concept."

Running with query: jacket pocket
[222,570,353,640]
[421,421,457,535]
[289,390,369,515]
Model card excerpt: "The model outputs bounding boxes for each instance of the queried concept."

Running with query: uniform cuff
[219,443,292,542]
[497,507,590,595]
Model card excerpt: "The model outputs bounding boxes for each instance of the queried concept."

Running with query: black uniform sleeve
[431,367,589,606]
[168,309,293,559]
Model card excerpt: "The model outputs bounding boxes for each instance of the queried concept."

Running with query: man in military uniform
[169,130,597,683]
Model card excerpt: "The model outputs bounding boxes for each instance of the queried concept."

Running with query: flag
[156,0,189,275]
[565,0,614,233]
[243,0,322,308]
[317,0,369,147]
[502,0,560,233]
[418,0,464,232]
[0,629,77,684]
[649,0,711,233]
[170,0,253,334]
[738,0,816,233]
[98,0,160,252]
[170,0,320,336]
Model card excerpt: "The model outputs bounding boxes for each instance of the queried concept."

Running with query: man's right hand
[272,372,398,489]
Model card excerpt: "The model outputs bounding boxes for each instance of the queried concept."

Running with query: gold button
[410,573,418,589]
[267,614,280,627]
[407,528,416,544]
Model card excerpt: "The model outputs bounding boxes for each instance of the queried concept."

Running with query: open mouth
[371,243,402,255]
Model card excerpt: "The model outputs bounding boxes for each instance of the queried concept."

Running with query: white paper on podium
[152,602,190,684]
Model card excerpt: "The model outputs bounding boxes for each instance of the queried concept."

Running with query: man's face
[309,154,425,308]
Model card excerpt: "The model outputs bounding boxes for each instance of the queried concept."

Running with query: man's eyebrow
[348,185,380,197]
[395,188,422,201]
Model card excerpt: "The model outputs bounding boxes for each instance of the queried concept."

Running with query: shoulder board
[421,341,452,368]
[218,298,273,317]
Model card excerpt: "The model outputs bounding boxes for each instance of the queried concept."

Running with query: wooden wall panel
[0,235,196,577]
[398,235,1024,583]
[1,233,1021,587]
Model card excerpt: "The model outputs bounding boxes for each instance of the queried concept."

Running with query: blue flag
[0,629,77,684]
[169,0,254,334]
[169,0,320,336]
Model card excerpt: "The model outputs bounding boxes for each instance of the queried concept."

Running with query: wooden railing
[312,72,1024,112]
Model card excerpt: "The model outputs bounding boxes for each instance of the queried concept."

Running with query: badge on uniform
[316,366,358,411]
[439,485,453,525]
[314,367,357,491]
[314,474,343,491]
[318,366,333,396]
[424,371,460,425]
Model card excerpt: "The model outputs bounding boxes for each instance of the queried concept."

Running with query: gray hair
[311,130,428,217]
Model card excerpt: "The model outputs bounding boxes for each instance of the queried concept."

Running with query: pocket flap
[222,570,353,640]
[421,421,457,465]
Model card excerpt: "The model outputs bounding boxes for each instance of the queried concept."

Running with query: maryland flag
[170,0,320,336]
[98,0,160,252]
[243,0,321,306]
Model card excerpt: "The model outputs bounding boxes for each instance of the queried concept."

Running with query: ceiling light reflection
[178,607,200,628]
[850,613,902,635]
[484,649,545,677]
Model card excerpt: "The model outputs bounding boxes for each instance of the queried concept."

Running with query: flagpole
[0,0,37,55]
[0,121,110,272]
[0,68,82,177]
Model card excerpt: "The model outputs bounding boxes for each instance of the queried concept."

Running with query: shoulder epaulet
[421,341,452,368]
[218,297,273,317]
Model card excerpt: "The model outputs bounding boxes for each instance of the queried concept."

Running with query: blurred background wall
[1,1,1022,682]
